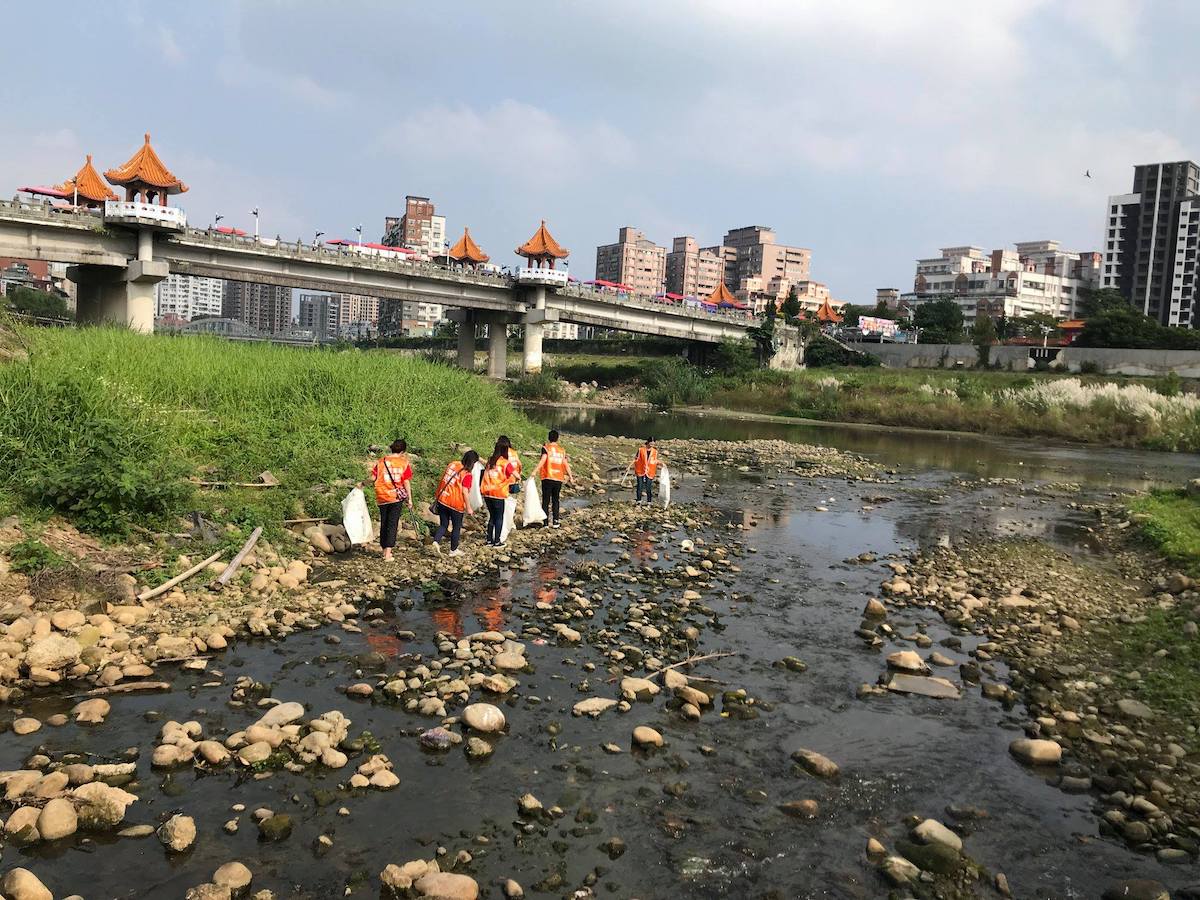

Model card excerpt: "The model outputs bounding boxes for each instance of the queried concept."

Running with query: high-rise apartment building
[594,227,666,296]
[297,293,342,342]
[298,292,381,341]
[155,273,224,322]
[665,237,726,298]
[383,196,447,259]
[222,281,293,334]
[905,241,1100,324]
[1102,161,1200,327]
[377,298,445,337]
[721,226,811,292]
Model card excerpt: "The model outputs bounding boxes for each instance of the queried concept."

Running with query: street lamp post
[250,208,259,240]
[355,224,363,248]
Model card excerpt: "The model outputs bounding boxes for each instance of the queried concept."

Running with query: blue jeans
[433,502,464,550]
[484,496,505,544]
[636,474,653,502]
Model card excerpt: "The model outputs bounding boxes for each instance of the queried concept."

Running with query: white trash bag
[521,476,546,526]
[468,461,484,513]
[341,487,374,546]
[500,495,517,543]
[659,465,672,509]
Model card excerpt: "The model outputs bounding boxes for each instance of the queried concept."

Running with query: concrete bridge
[0,199,803,372]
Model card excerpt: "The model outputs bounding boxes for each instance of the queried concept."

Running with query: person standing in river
[431,449,478,556]
[536,430,574,528]
[480,442,516,546]
[632,436,658,505]
[371,439,414,562]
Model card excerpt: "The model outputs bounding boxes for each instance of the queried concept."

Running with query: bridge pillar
[484,314,508,379]
[522,286,558,374]
[456,315,476,370]
[69,259,166,333]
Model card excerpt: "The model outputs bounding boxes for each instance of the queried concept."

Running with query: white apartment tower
[155,274,224,321]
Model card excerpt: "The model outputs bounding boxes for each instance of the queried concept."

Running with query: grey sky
[3,1,1197,301]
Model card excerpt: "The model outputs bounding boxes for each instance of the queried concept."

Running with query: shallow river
[6,409,1196,898]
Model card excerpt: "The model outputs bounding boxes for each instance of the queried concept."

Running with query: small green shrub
[642,358,710,409]
[7,538,69,574]
[804,336,879,368]
[1155,372,1183,397]
[1078,360,1101,375]
[505,371,563,401]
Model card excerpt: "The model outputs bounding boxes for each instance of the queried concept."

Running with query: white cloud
[158,25,184,66]
[215,56,345,110]
[0,129,84,189]
[371,100,635,186]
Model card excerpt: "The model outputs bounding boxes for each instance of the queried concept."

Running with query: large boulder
[72,781,138,829]
[37,798,77,840]
[2,867,53,900]
[461,703,506,734]
[414,871,479,900]
[25,634,81,670]
[159,813,197,852]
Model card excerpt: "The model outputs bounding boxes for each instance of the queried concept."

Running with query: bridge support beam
[522,287,557,374]
[483,314,508,379]
[68,258,167,333]
[448,311,476,370]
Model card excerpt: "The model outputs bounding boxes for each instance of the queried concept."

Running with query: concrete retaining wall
[864,343,1200,377]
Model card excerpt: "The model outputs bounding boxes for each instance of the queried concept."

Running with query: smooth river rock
[159,813,197,852]
[792,748,840,779]
[414,871,479,900]
[1009,738,1062,766]
[462,703,506,734]
[37,797,78,840]
[2,867,53,900]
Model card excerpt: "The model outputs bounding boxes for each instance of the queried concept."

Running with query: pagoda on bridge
[706,281,745,308]
[57,155,118,208]
[516,220,569,269]
[104,133,188,205]
[448,227,489,265]
[815,297,843,324]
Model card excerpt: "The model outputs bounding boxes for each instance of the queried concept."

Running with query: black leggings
[379,501,403,549]
[434,502,464,550]
[484,496,505,544]
[541,479,562,524]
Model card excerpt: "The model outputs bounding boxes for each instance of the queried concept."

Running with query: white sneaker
[552,522,561,529]
[431,542,441,554]
[448,548,463,558]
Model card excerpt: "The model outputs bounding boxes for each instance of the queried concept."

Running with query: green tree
[781,289,801,324]
[1077,287,1129,317]
[5,286,68,319]
[912,297,964,344]
[747,301,776,364]
[971,314,998,366]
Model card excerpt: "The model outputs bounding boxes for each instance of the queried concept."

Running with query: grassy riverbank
[1129,489,1200,575]
[515,354,1200,451]
[0,325,536,538]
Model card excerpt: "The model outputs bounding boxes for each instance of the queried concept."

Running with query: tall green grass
[0,327,535,536]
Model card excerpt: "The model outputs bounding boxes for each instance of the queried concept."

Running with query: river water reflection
[528,404,1199,491]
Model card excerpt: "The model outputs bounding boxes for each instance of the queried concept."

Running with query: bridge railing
[0,197,104,227]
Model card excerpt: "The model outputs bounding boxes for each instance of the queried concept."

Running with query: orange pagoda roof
[706,281,737,304]
[56,155,117,204]
[448,227,489,264]
[516,220,569,259]
[815,298,843,323]
[104,133,188,194]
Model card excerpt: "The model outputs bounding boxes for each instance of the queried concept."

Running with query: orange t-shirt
[634,446,658,478]
[372,453,412,505]
[436,461,472,512]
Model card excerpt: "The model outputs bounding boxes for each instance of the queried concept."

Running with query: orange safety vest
[538,442,568,481]
[436,461,469,513]
[634,445,658,478]
[480,462,512,500]
[373,453,411,505]
[508,448,523,479]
